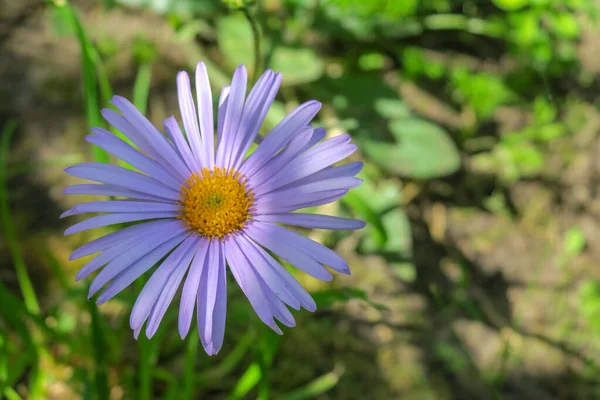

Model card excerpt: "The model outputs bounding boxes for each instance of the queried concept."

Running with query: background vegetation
[2,0,600,398]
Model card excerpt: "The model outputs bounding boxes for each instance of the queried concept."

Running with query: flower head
[63,62,364,355]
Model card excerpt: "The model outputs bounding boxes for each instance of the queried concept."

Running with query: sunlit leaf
[492,0,529,11]
[218,14,324,85]
[564,227,586,258]
[363,119,460,179]
[270,47,324,85]
[116,0,218,15]
[218,14,254,70]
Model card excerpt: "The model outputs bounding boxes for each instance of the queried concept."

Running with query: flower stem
[243,6,261,83]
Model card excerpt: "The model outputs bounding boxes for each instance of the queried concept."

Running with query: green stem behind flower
[243,6,262,83]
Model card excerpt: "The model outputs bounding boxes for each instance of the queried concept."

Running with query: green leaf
[551,12,580,39]
[578,280,600,333]
[374,98,412,120]
[351,177,412,256]
[492,0,529,11]
[534,97,557,124]
[327,0,418,19]
[358,52,386,71]
[218,14,255,71]
[218,14,323,85]
[313,74,398,142]
[270,47,324,86]
[451,70,514,119]
[535,123,565,142]
[509,11,541,46]
[401,47,446,80]
[116,0,218,15]
[362,119,460,179]
[564,227,586,258]
[390,262,416,283]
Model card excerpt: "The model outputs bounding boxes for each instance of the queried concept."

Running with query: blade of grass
[54,1,124,157]
[133,63,153,115]
[54,2,108,162]
[0,121,40,315]
[161,376,179,400]
[0,282,43,397]
[139,335,153,400]
[62,1,113,105]
[228,362,261,400]
[0,335,6,393]
[89,302,110,400]
[0,282,38,354]
[257,330,280,400]
[3,387,24,400]
[133,277,156,400]
[228,330,280,400]
[197,330,255,382]
[280,364,345,400]
[182,332,199,399]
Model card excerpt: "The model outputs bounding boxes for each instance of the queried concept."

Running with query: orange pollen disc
[178,167,254,238]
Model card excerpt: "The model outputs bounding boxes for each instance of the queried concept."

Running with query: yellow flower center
[179,167,254,238]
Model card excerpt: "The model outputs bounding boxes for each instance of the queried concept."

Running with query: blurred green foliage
[2,0,600,398]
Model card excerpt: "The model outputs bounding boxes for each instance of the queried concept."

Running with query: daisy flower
[63,62,364,355]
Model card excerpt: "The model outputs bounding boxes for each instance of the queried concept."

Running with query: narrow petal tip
[100,108,114,120]
[177,70,190,83]
[235,64,248,75]
[338,267,351,275]
[272,325,284,335]
[133,325,142,340]
[60,209,74,219]
[195,61,208,74]
[304,301,317,313]
[307,99,322,110]
[163,115,178,126]
[355,220,367,229]
[146,324,159,339]
[109,95,125,108]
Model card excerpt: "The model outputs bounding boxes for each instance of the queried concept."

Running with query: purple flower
[63,62,364,355]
